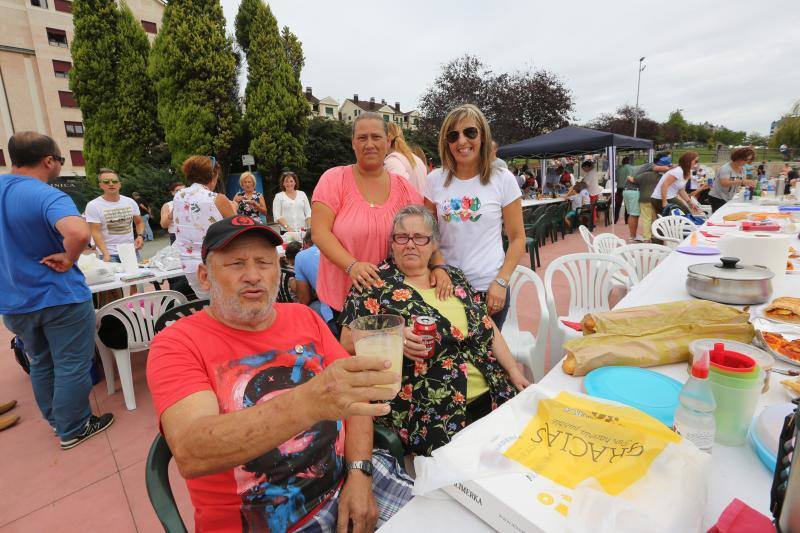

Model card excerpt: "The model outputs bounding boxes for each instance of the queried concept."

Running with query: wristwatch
[493,277,508,288]
[346,460,373,477]
[136,233,144,239]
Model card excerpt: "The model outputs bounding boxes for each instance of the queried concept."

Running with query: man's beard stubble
[207,268,279,325]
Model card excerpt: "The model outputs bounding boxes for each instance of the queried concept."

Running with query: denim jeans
[3,300,95,439]
[141,214,154,241]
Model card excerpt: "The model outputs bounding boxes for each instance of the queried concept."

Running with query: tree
[302,117,353,190]
[149,0,240,171]
[237,0,308,185]
[661,109,689,145]
[404,127,439,166]
[745,132,769,147]
[114,3,161,174]
[233,0,259,55]
[772,101,800,149]
[69,0,119,178]
[588,105,660,141]
[281,26,304,81]
[418,54,574,144]
[713,126,746,147]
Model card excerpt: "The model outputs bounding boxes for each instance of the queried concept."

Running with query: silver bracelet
[345,260,357,274]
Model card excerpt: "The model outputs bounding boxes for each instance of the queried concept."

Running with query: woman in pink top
[312,112,452,316]
[384,122,428,194]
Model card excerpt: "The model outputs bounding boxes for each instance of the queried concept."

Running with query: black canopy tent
[497,126,655,231]
[496,125,653,159]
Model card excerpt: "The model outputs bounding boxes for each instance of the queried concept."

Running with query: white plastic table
[381,203,800,531]
[521,197,566,208]
[88,267,186,294]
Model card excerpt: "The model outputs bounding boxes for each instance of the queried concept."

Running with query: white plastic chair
[651,215,695,249]
[544,253,639,361]
[578,225,594,252]
[611,243,672,289]
[95,290,187,410]
[590,233,626,255]
[500,266,550,382]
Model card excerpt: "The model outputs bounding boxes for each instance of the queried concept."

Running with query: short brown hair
[181,155,214,185]
[169,182,184,193]
[730,147,755,163]
[279,171,299,191]
[8,131,59,167]
[98,167,118,180]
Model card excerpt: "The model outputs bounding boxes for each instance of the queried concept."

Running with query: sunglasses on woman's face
[446,127,479,144]
[392,233,432,246]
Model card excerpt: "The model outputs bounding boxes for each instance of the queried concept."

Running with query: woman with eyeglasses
[312,112,452,323]
[272,171,311,232]
[232,172,266,222]
[424,104,525,330]
[172,155,235,299]
[340,205,528,456]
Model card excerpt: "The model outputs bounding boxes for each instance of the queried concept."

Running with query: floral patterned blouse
[236,191,263,221]
[173,183,223,275]
[341,260,517,456]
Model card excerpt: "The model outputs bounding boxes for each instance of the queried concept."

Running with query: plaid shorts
[295,450,413,532]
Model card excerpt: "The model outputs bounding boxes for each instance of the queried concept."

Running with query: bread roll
[562,353,576,375]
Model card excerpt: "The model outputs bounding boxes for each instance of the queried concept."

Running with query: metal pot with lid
[686,257,774,305]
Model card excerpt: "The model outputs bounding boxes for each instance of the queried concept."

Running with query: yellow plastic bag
[503,391,680,495]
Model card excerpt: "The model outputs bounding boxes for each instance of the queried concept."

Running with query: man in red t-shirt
[147,216,412,533]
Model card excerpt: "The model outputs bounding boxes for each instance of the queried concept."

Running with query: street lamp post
[633,56,646,138]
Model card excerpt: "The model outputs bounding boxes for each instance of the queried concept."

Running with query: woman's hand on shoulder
[349,261,381,291]
[402,327,430,361]
[430,267,453,301]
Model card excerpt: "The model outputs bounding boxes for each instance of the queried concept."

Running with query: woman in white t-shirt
[650,151,702,217]
[384,122,428,194]
[424,104,524,330]
[272,171,311,232]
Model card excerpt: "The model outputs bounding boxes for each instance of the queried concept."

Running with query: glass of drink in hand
[350,314,404,394]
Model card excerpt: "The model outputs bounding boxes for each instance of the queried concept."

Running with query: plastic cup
[117,243,138,274]
[349,314,404,393]
[709,368,763,446]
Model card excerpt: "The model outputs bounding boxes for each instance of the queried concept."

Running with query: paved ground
[0,220,630,531]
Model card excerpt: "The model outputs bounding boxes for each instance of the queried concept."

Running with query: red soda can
[413,316,437,359]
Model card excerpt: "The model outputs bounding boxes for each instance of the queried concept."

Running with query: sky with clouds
[219,0,799,135]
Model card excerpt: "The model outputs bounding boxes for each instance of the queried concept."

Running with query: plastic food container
[689,339,774,392]
[709,367,763,446]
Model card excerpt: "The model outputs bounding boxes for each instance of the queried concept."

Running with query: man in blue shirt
[0,132,114,450]
[293,230,336,334]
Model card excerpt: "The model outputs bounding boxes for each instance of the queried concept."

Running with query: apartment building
[0,0,164,177]
[304,87,339,120]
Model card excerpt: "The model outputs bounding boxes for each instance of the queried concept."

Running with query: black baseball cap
[201,216,283,262]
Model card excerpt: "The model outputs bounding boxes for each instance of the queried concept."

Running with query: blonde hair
[438,104,493,186]
[387,122,416,170]
[239,171,256,188]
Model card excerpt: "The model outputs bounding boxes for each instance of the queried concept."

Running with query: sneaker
[60,413,114,450]
[634,235,646,242]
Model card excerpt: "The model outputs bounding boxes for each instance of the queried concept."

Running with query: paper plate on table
[582,366,682,427]
[675,245,720,255]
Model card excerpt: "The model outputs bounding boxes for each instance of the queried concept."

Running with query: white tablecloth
[88,267,185,294]
[381,202,800,531]
[521,197,566,208]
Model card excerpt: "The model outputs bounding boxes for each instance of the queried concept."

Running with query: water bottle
[743,187,751,202]
[673,350,716,452]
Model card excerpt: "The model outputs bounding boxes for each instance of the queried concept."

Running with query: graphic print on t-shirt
[440,196,482,222]
[213,342,345,532]
[102,206,134,235]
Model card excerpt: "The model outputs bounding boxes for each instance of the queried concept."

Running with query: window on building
[353,109,359,117]
[30,0,48,8]
[52,60,71,78]
[0,150,5,166]
[383,114,390,122]
[141,20,157,34]
[70,150,85,166]
[65,121,84,137]
[47,28,68,48]
[58,90,77,108]
[325,107,334,116]
[54,0,71,13]
[412,118,418,125]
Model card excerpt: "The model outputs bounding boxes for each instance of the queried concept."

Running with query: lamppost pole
[633,56,646,138]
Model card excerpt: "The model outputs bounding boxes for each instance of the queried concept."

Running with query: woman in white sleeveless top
[384,122,428,194]
[173,156,235,298]
[272,171,311,232]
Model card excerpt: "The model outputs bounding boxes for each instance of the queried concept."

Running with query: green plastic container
[709,364,760,381]
[709,368,763,445]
